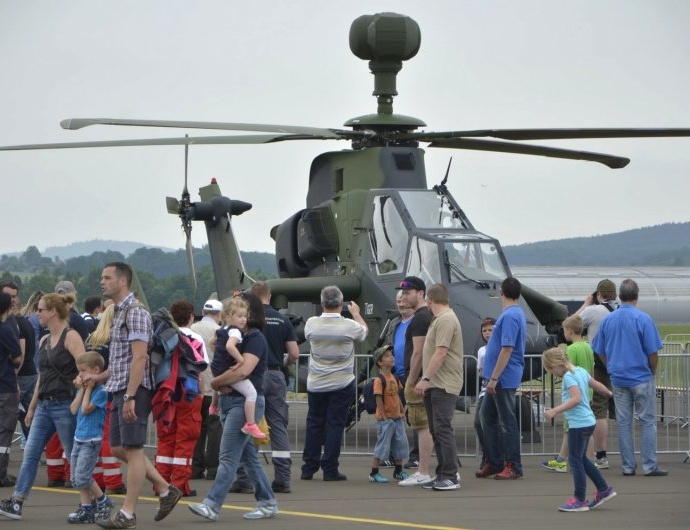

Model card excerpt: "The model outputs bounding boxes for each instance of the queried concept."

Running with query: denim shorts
[70,439,103,489]
[373,418,409,462]
[110,387,153,448]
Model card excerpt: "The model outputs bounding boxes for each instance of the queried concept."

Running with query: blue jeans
[14,399,75,499]
[17,375,38,439]
[568,425,607,501]
[480,386,522,474]
[302,382,355,477]
[70,439,103,489]
[201,394,276,514]
[613,379,658,474]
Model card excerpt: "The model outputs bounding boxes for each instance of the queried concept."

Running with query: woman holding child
[188,293,278,522]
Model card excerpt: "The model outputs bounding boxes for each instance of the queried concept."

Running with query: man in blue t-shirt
[476,277,526,480]
[592,279,666,477]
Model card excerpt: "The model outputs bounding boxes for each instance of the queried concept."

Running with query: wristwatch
[123,394,135,402]
[422,376,431,382]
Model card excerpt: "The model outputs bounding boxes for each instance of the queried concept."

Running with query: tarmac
[1,446,688,530]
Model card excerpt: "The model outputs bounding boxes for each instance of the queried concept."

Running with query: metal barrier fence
[19,344,690,461]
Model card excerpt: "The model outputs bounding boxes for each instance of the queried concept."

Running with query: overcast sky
[2,1,689,256]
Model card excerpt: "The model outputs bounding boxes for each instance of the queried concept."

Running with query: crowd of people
[0,267,671,522]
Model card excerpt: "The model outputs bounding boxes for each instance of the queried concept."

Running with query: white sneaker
[243,505,278,520]
[398,471,433,487]
[188,503,219,521]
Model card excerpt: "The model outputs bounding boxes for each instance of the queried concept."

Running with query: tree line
[0,246,277,312]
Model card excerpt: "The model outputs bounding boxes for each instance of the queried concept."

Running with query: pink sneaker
[241,422,267,439]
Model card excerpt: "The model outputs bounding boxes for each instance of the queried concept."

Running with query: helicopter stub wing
[427,137,630,169]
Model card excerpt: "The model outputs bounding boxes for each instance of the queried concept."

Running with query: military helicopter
[3,12,690,396]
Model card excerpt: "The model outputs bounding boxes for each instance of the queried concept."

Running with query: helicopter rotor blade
[165,196,180,215]
[60,117,346,138]
[0,133,345,151]
[185,234,197,297]
[407,127,690,142]
[428,138,630,169]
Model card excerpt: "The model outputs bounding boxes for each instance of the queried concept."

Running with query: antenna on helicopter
[441,157,452,186]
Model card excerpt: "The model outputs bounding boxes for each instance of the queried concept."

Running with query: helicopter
[3,12,690,396]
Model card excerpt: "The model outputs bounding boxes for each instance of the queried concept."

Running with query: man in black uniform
[231,282,300,494]
[0,281,35,456]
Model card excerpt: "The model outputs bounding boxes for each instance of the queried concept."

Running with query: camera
[342,302,350,312]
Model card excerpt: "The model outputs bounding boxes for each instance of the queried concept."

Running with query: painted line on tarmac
[35,487,472,530]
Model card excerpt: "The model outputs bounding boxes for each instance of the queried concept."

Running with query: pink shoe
[241,422,267,439]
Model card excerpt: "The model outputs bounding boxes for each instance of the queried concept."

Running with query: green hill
[504,222,690,266]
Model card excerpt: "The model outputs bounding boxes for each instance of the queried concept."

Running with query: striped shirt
[104,292,153,392]
[304,313,367,392]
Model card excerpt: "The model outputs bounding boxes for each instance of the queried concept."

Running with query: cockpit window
[444,241,507,281]
[370,195,407,275]
[407,236,441,287]
[399,190,468,229]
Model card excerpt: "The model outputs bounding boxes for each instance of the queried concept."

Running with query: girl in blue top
[543,348,617,513]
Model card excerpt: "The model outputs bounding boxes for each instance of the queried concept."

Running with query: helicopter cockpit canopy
[370,189,510,287]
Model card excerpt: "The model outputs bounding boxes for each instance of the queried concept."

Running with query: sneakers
[558,497,590,512]
[644,467,669,477]
[595,457,610,469]
[0,498,22,520]
[241,422,267,439]
[404,459,420,469]
[67,505,95,524]
[95,497,115,521]
[379,459,395,468]
[189,503,219,522]
[588,486,617,509]
[541,458,568,473]
[369,472,389,483]
[393,470,409,481]
[494,462,522,480]
[96,510,136,529]
[431,478,461,491]
[153,484,182,522]
[243,505,278,520]
[398,472,434,487]
[475,463,503,479]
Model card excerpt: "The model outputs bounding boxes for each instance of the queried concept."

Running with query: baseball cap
[596,279,616,297]
[394,276,426,291]
[372,345,393,365]
[55,280,76,294]
[203,299,223,312]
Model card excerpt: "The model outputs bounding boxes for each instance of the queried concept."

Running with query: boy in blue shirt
[543,348,616,512]
[68,352,113,524]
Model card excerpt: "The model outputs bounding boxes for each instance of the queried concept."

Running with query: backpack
[123,304,208,388]
[360,373,400,414]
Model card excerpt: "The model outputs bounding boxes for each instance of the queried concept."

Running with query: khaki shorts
[591,363,616,420]
[404,382,428,430]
